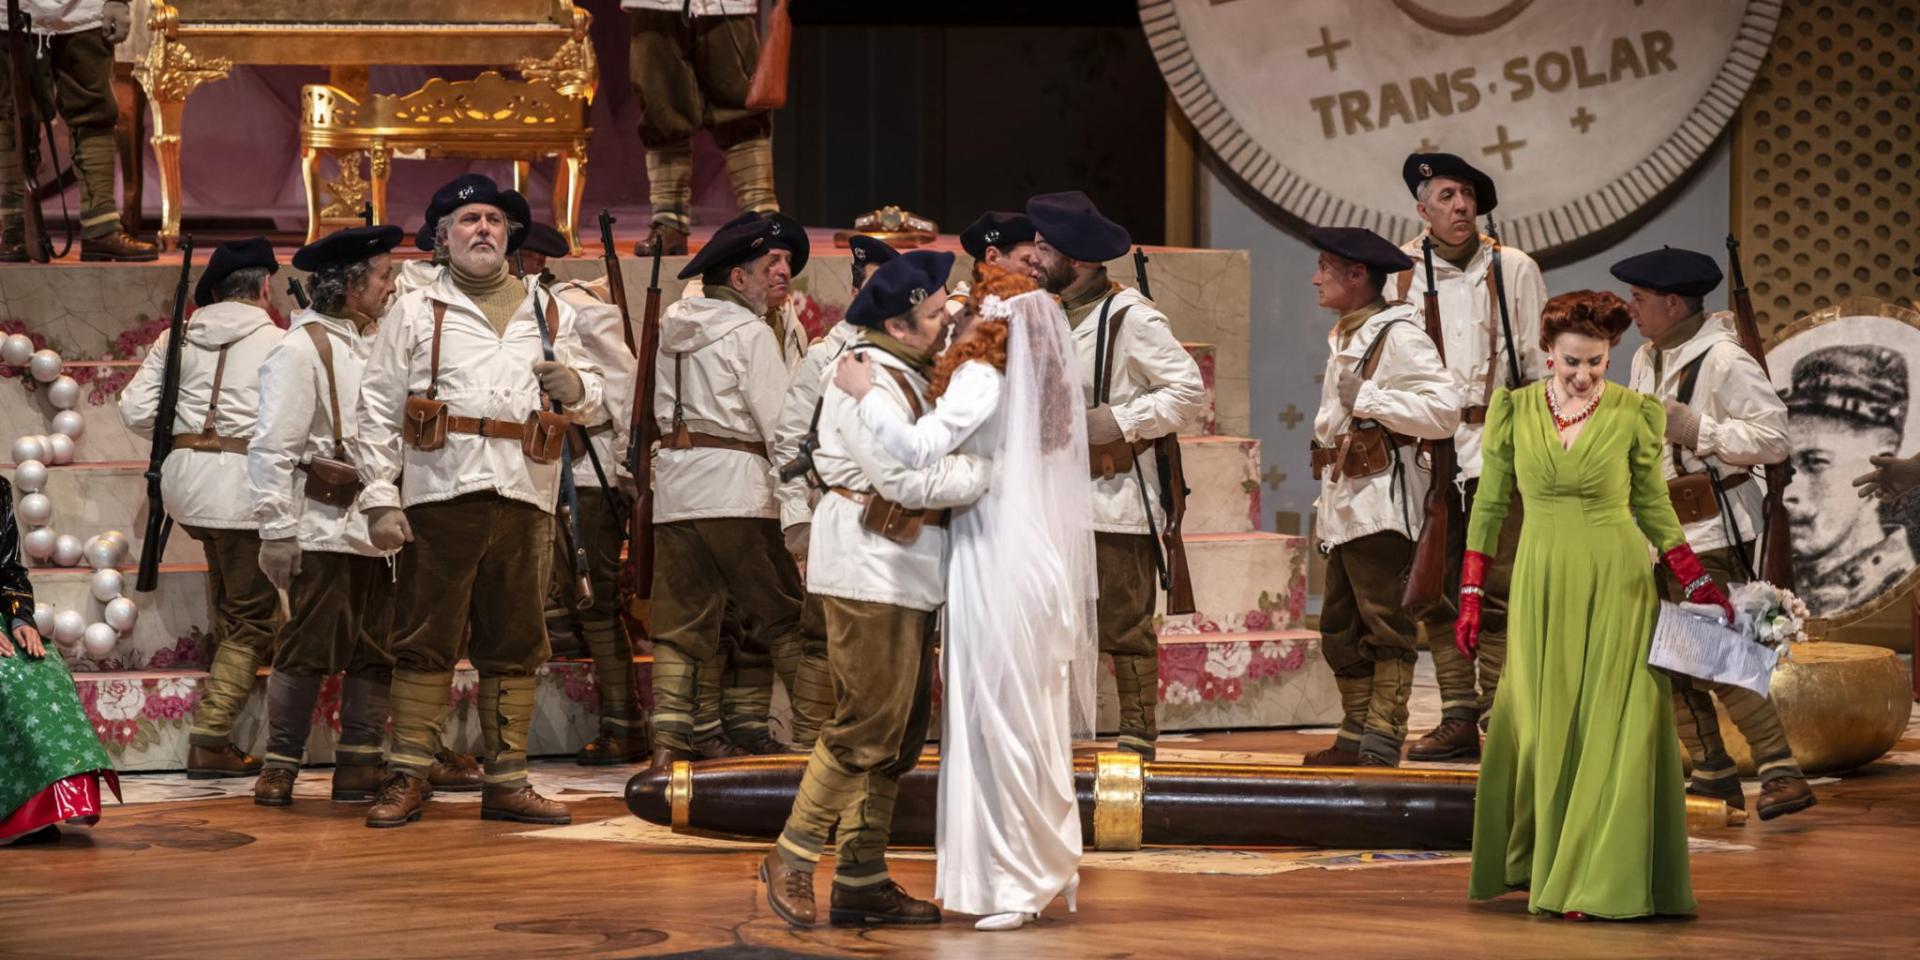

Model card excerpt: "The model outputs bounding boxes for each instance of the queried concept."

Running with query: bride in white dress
[834,270,1097,931]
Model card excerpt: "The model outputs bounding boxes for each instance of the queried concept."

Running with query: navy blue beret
[292,224,404,274]
[194,237,280,307]
[679,210,810,280]
[1307,226,1414,273]
[1025,191,1130,264]
[1402,152,1499,215]
[845,250,955,329]
[1609,246,1723,298]
[848,234,900,269]
[959,211,1036,261]
[517,222,573,260]
[416,174,533,253]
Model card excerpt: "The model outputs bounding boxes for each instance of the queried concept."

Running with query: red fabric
[1662,544,1734,623]
[0,770,116,843]
[1454,550,1492,658]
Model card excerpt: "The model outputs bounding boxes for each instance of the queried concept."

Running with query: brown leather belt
[445,415,530,441]
[830,486,949,527]
[172,433,249,454]
[1463,405,1490,425]
[666,430,769,459]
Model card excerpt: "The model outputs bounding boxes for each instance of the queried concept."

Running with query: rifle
[361,202,373,227]
[1401,237,1456,609]
[520,251,593,610]
[1484,215,1523,389]
[136,236,195,591]
[287,276,310,310]
[609,210,664,633]
[745,0,791,111]
[1726,234,1796,590]
[1122,247,1196,615]
[5,0,50,262]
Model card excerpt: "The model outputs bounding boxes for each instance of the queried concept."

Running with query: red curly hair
[1540,289,1633,348]
[926,263,1034,401]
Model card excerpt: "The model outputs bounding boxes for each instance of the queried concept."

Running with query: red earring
[1546,358,1555,369]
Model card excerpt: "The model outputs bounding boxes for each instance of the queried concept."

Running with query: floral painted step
[1094,629,1337,733]
[1159,532,1309,634]
[7,462,202,567]
[30,562,211,668]
[1178,341,1218,437]
[1178,435,1260,535]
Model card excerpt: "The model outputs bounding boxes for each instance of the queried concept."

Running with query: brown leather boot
[760,851,817,928]
[729,730,793,756]
[1302,742,1361,766]
[0,237,28,263]
[1756,776,1817,821]
[647,746,697,773]
[188,743,264,779]
[829,879,942,927]
[428,751,483,792]
[634,224,689,257]
[79,230,159,262]
[577,731,650,766]
[1406,717,1482,762]
[365,772,429,828]
[331,762,385,803]
[480,783,571,825]
[695,733,752,760]
[253,768,296,806]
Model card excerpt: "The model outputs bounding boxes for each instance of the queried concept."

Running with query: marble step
[1160,531,1308,633]
[3,359,153,464]
[7,461,203,568]
[31,562,213,668]
[1178,341,1218,436]
[1178,434,1259,535]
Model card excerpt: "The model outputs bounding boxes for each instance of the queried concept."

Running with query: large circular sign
[1141,0,1781,253]
[1768,299,1920,627]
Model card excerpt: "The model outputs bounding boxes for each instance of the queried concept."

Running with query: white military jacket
[650,293,788,523]
[246,309,383,556]
[355,269,604,513]
[1390,234,1547,488]
[551,277,636,490]
[119,300,284,531]
[772,320,861,530]
[806,341,991,611]
[1072,285,1206,535]
[1627,311,1789,554]
[1312,301,1462,551]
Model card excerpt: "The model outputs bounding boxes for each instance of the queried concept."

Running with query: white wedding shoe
[975,912,1036,931]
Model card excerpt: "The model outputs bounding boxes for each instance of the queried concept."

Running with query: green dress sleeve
[1466,387,1517,555]
[1629,390,1688,553]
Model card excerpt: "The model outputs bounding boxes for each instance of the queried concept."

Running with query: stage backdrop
[1144,0,1782,257]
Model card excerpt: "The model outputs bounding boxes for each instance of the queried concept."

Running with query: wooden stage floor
[4,725,1918,960]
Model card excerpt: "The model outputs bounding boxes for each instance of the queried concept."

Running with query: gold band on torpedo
[1092,751,1145,851]
[669,760,693,832]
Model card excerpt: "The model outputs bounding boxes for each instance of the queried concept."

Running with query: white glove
[1337,371,1363,410]
[533,360,585,405]
[1086,405,1123,445]
[101,1,133,44]
[368,507,414,552]
[257,538,303,592]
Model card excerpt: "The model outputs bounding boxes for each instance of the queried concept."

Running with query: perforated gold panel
[1732,0,1917,340]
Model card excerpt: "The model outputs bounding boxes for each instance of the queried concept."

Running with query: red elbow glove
[1453,550,1490,659]
[1663,543,1734,624]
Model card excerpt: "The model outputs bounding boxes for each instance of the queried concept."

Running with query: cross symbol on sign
[1416,137,1439,153]
[1481,125,1528,171]
[1305,26,1351,72]
[1278,404,1306,429]
[1262,465,1286,490]
[1569,107,1597,134]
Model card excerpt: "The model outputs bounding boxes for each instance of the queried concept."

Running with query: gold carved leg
[133,38,231,252]
[368,146,390,229]
[555,144,587,255]
[300,147,326,244]
[145,96,187,251]
[512,160,532,197]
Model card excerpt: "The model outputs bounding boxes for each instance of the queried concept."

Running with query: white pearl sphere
[81,622,118,659]
[51,533,84,567]
[12,458,47,493]
[22,526,56,560]
[44,432,74,465]
[15,492,52,526]
[33,603,55,635]
[28,349,62,383]
[84,536,123,569]
[0,332,33,366]
[103,597,138,633]
[52,609,85,645]
[90,567,124,601]
[50,409,85,440]
[46,374,81,410]
[100,529,129,549]
[10,434,46,465]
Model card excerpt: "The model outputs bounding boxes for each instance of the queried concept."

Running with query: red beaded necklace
[1547,380,1603,431]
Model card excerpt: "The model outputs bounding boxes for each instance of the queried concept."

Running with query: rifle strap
[1482,273,1501,404]
[672,351,685,431]
[1671,347,1713,476]
[883,364,924,421]
[200,344,231,437]
[1100,304,1133,406]
[303,323,345,455]
[428,302,445,399]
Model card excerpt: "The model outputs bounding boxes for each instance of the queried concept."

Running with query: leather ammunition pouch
[833,486,949,544]
[300,456,363,508]
[522,410,569,465]
[404,395,449,451]
[1310,422,1413,482]
[1668,470,1749,525]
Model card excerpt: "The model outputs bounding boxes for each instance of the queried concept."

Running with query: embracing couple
[756,240,1097,932]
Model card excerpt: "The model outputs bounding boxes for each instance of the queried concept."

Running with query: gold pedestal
[1715,642,1914,776]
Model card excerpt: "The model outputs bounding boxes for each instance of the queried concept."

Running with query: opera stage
[3,716,1917,959]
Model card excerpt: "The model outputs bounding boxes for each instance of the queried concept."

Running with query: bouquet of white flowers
[1728,581,1811,650]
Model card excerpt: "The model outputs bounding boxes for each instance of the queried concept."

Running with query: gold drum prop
[1714,642,1913,776]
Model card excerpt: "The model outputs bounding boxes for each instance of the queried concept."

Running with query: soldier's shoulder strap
[303,323,344,451]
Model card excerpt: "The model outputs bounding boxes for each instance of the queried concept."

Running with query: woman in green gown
[1455,291,1732,919]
